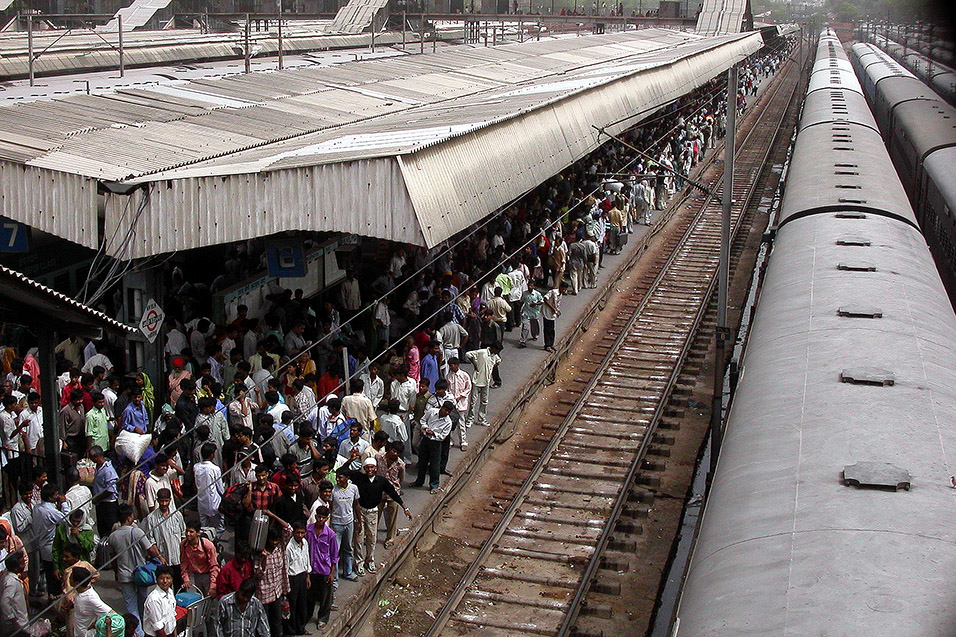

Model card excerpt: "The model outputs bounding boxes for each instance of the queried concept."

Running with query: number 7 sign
[0,219,29,253]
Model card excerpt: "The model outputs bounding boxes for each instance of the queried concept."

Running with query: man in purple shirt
[306,505,338,629]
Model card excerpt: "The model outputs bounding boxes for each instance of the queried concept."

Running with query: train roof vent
[836,184,862,189]
[838,306,883,318]
[837,261,876,272]
[835,162,858,167]
[843,462,911,491]
[837,235,871,246]
[838,197,868,204]
[841,367,895,386]
[834,171,860,177]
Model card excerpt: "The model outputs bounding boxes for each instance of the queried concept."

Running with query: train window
[837,236,871,246]
[840,367,895,386]
[838,306,883,318]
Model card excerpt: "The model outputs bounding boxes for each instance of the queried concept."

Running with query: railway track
[423,57,803,637]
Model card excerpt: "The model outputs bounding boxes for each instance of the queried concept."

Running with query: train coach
[674,28,956,635]
[850,41,956,304]
[870,33,956,106]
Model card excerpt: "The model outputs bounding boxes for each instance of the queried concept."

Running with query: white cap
[363,457,377,467]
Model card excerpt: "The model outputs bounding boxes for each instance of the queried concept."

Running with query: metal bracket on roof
[837,306,883,318]
[841,367,895,386]
[837,261,876,272]
[836,235,871,246]
[843,462,911,491]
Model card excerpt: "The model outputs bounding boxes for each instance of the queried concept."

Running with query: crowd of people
[0,45,792,637]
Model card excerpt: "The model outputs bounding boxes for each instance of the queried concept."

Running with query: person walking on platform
[445,358,472,450]
[582,238,600,289]
[465,343,502,427]
[568,239,586,295]
[413,402,455,494]
[542,281,562,353]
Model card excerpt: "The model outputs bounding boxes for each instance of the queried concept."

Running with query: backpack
[218,482,250,525]
[329,417,357,445]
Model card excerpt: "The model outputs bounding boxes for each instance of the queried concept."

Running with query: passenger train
[868,32,956,106]
[674,28,956,635]
[850,40,956,305]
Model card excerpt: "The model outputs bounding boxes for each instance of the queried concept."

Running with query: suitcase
[248,510,269,552]
[95,537,111,568]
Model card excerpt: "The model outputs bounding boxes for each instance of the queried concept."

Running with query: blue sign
[265,239,306,278]
[0,218,29,253]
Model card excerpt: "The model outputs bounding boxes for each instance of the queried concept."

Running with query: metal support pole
[342,347,351,389]
[118,15,124,77]
[709,63,736,486]
[402,11,406,49]
[277,1,284,70]
[28,13,34,87]
[421,15,425,53]
[38,328,63,492]
[370,16,375,53]
[244,14,251,73]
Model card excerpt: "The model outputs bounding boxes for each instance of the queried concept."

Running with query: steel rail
[557,54,804,637]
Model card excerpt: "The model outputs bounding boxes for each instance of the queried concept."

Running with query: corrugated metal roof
[329,0,389,35]
[0,29,762,258]
[696,0,748,35]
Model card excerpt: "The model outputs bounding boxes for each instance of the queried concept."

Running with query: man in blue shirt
[90,445,119,536]
[31,483,66,595]
[121,390,149,434]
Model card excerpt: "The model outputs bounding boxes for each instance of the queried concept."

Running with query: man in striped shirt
[216,578,269,637]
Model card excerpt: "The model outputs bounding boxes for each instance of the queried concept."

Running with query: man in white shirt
[164,324,188,359]
[194,443,224,534]
[341,379,377,434]
[337,422,370,472]
[71,565,114,637]
[144,455,180,513]
[445,358,472,450]
[389,367,418,443]
[339,270,362,317]
[438,314,469,366]
[101,376,119,423]
[465,343,502,428]
[81,343,114,375]
[542,282,562,352]
[251,356,275,397]
[412,403,454,493]
[360,363,384,410]
[142,565,176,637]
[265,391,290,425]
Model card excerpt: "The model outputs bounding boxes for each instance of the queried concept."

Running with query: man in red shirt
[216,542,253,598]
[249,465,281,511]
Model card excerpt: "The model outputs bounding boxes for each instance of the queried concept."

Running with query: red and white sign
[139,298,165,344]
